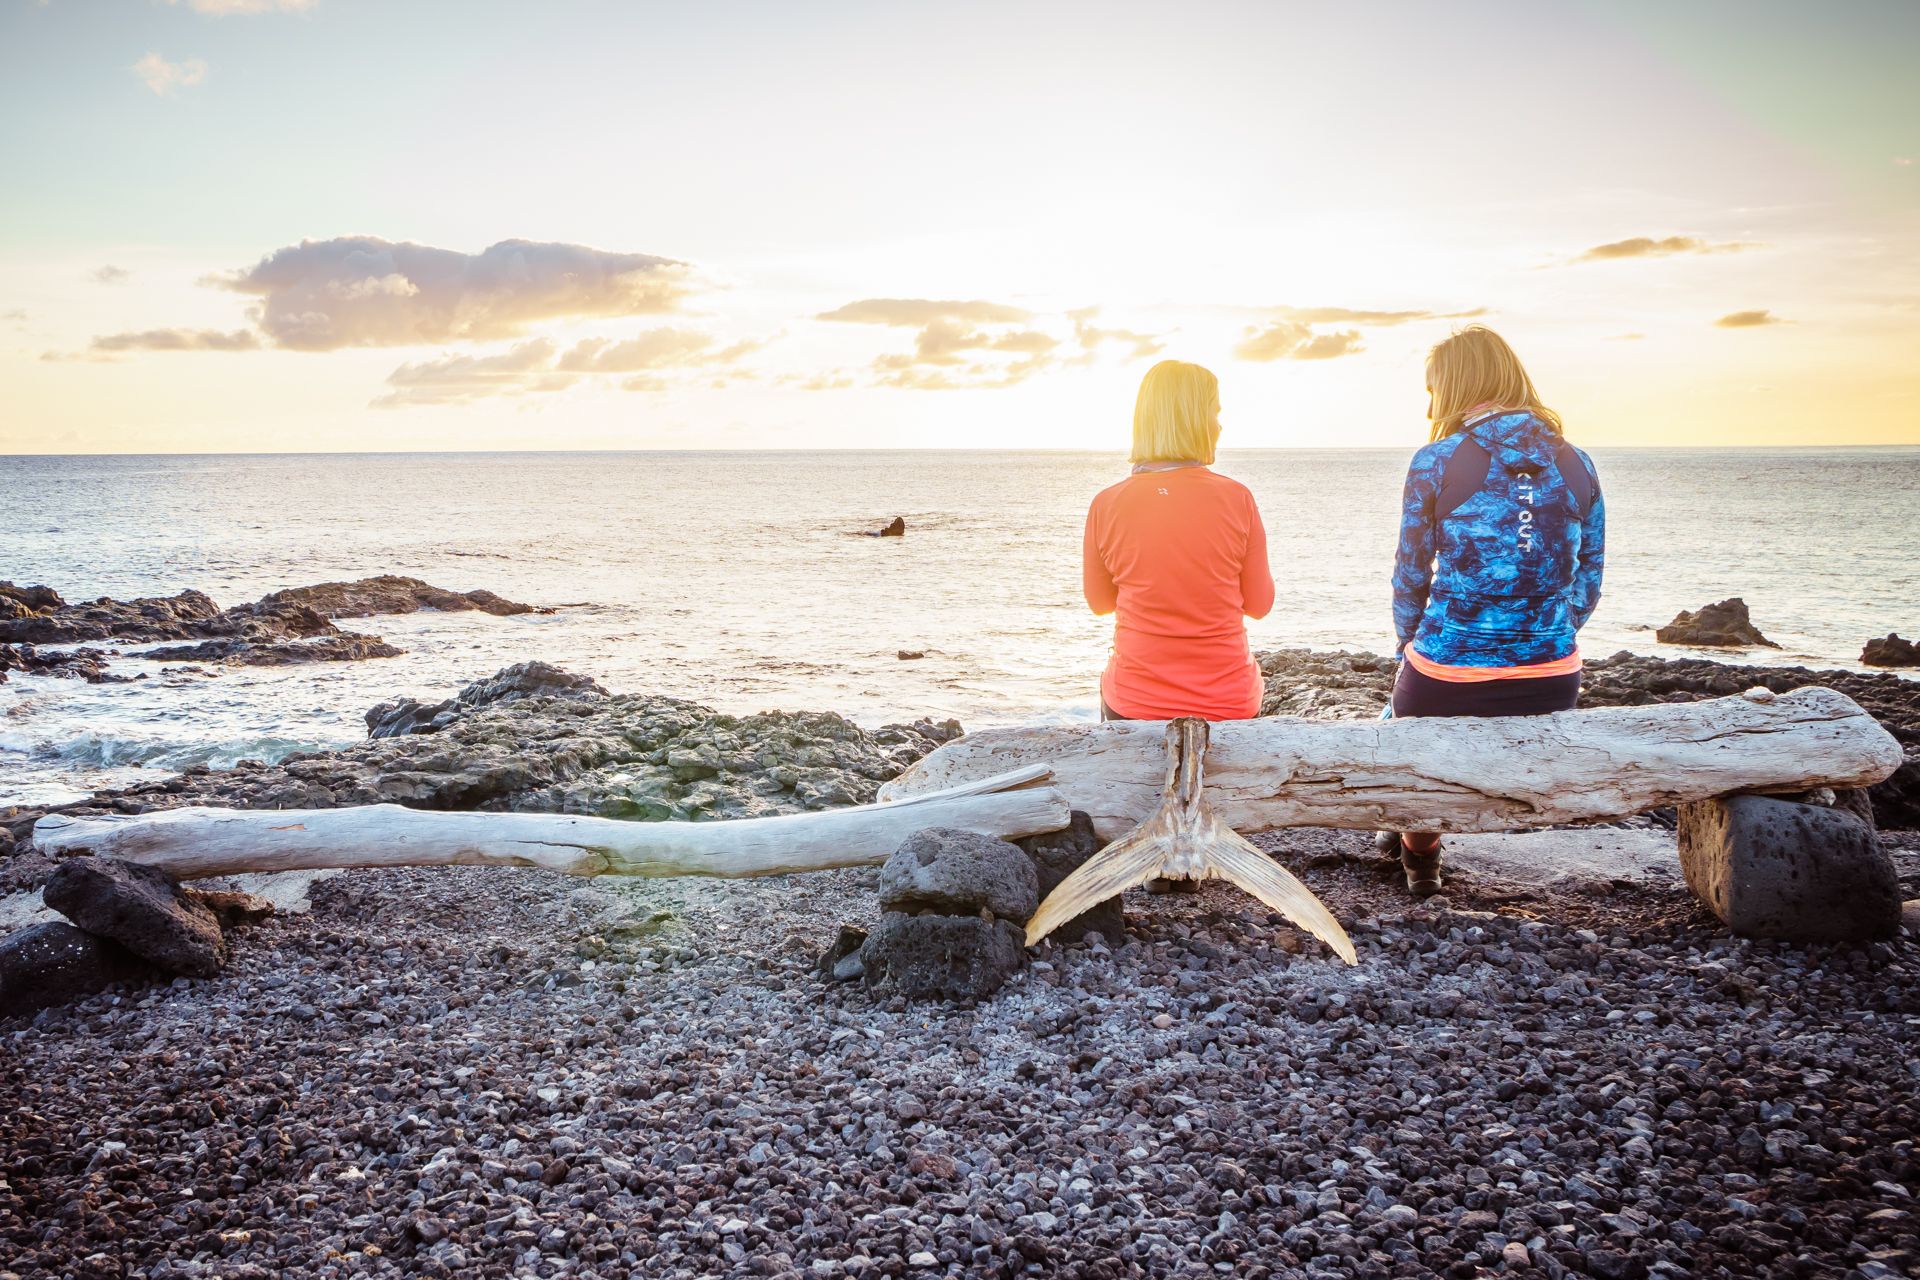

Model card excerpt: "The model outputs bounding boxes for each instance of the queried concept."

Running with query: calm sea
[3,448,1917,806]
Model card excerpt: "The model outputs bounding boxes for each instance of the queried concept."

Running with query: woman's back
[1085,466,1273,719]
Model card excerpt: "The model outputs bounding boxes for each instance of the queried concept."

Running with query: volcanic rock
[75,691,962,823]
[0,582,64,619]
[142,632,403,666]
[186,888,276,929]
[816,924,868,982]
[0,922,152,1019]
[1655,598,1780,648]
[878,828,1039,922]
[251,574,537,619]
[1017,810,1126,945]
[41,858,228,977]
[1677,794,1899,941]
[0,587,225,645]
[366,661,610,739]
[859,912,1027,1002]
[0,643,133,684]
[866,517,906,537]
[1861,633,1920,667]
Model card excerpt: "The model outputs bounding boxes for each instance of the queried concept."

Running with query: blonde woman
[1084,360,1274,724]
[1385,326,1606,895]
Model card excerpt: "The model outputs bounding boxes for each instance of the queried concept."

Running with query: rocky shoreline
[2,647,1918,1278]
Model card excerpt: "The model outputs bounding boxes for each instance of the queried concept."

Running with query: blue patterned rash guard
[1391,410,1606,668]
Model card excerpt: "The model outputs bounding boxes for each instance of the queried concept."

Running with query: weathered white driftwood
[1025,718,1358,963]
[879,687,1902,842]
[31,766,1071,881]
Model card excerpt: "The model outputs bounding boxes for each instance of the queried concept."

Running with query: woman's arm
[1083,504,1118,616]
[1570,453,1605,629]
[1241,495,1275,620]
[1390,447,1443,653]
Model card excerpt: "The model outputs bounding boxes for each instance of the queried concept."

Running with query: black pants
[1390,660,1581,719]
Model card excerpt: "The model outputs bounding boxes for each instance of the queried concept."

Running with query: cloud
[374,326,769,407]
[90,265,132,285]
[1233,321,1364,362]
[1067,307,1164,360]
[132,53,207,95]
[1714,309,1783,328]
[90,328,259,352]
[164,0,318,12]
[215,236,694,350]
[1575,236,1757,263]
[1268,305,1484,326]
[815,299,1032,326]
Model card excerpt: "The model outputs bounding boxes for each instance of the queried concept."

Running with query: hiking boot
[1401,842,1443,898]
[1373,830,1402,858]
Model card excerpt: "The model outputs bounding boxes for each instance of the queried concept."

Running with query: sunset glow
[3,0,1916,452]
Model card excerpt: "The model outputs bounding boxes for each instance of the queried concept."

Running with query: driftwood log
[32,766,1071,881]
[880,687,1903,842]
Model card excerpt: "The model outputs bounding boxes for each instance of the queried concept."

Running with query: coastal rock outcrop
[0,587,226,645]
[0,643,134,684]
[1677,794,1899,941]
[252,575,539,619]
[365,660,610,739]
[0,582,65,619]
[72,677,965,825]
[1655,597,1780,648]
[142,632,403,666]
[1861,633,1920,667]
[0,922,152,1019]
[42,857,228,978]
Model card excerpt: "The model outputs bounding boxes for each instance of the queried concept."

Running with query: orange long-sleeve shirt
[1083,466,1274,720]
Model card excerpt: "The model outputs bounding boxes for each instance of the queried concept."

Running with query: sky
[1,0,1916,453]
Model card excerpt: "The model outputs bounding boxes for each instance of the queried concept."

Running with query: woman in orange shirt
[1083,360,1274,723]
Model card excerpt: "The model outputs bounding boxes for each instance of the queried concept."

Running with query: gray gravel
[5,827,1917,1278]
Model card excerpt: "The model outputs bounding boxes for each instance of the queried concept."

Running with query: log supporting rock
[880,687,1903,841]
[1677,794,1900,942]
[32,766,1072,882]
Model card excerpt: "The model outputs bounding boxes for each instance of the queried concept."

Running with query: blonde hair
[1425,326,1562,443]
[1130,359,1221,464]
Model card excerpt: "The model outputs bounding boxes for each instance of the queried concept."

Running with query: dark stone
[0,922,153,1019]
[860,912,1027,1001]
[0,643,135,684]
[1655,598,1779,648]
[816,924,868,982]
[0,582,65,618]
[187,889,276,929]
[366,661,610,739]
[875,517,906,537]
[250,575,538,619]
[1677,794,1899,942]
[878,828,1039,922]
[42,858,228,977]
[1871,751,1920,830]
[1861,633,1920,668]
[143,632,403,666]
[896,650,926,661]
[1017,810,1126,945]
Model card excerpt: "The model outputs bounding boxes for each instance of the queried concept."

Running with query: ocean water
[3,447,1917,807]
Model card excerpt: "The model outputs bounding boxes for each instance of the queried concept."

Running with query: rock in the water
[897,649,926,661]
[365,661,609,739]
[1677,794,1899,941]
[42,858,228,977]
[1655,598,1780,648]
[1017,810,1125,944]
[878,828,1038,922]
[1861,633,1920,668]
[251,574,537,619]
[0,922,152,1018]
[0,582,65,619]
[0,587,225,645]
[0,643,134,684]
[877,517,906,537]
[143,632,403,666]
[860,912,1027,1001]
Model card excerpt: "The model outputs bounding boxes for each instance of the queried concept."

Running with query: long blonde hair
[1425,326,1562,442]
[1131,360,1220,464]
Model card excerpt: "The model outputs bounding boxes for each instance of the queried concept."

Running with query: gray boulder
[1655,598,1779,648]
[1677,794,1899,942]
[878,827,1038,922]
[860,912,1027,1002]
[0,922,153,1018]
[42,857,227,977]
[366,660,610,739]
[1017,810,1125,945]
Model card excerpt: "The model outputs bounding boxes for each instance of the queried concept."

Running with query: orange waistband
[1404,647,1583,683]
